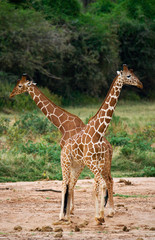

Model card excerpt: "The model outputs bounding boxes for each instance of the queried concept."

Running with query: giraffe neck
[27,85,85,134]
[28,85,62,128]
[90,75,123,136]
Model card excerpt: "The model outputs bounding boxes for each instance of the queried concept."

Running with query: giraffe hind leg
[64,184,69,215]
[104,189,108,207]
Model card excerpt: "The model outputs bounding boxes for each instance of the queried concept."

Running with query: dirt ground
[0,178,155,240]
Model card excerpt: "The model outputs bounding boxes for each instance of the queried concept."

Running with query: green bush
[7,125,26,145]
[110,135,130,147]
[18,141,61,159]
[120,90,141,101]
[21,0,81,19]
[0,117,10,135]
[62,92,99,106]
[113,0,155,96]
[41,88,62,106]
[14,111,56,135]
[6,111,60,146]
[88,0,115,14]
[0,144,62,181]
[105,113,155,174]
[141,166,155,177]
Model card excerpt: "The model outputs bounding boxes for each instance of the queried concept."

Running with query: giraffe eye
[127,75,131,78]
[18,85,22,88]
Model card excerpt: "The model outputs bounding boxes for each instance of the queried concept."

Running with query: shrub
[0,144,62,181]
[141,166,155,177]
[14,111,57,135]
[88,0,115,14]
[114,0,155,97]
[62,92,99,106]
[110,135,130,147]
[7,125,26,145]
[0,117,10,135]
[106,115,128,136]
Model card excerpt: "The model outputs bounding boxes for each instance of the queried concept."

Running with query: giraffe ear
[117,71,120,75]
[27,81,32,86]
[33,82,37,85]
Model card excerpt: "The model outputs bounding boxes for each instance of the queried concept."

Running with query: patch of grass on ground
[114,194,154,198]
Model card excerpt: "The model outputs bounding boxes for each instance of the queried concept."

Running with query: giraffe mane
[88,75,118,123]
[33,85,85,123]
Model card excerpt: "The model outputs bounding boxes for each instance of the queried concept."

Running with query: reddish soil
[0,178,155,240]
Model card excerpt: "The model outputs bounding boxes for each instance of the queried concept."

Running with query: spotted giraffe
[10,74,85,148]
[59,65,143,224]
[10,74,112,215]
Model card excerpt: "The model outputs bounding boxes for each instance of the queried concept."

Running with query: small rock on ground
[75,225,80,232]
[14,226,22,231]
[54,232,63,238]
[41,226,53,232]
[150,227,155,231]
[78,220,89,228]
[123,226,130,232]
[54,227,63,232]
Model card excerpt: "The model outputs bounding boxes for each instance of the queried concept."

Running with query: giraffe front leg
[100,184,107,220]
[94,180,106,224]
[94,178,103,225]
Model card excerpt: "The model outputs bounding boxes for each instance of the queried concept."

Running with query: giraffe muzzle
[137,80,143,89]
[10,92,14,98]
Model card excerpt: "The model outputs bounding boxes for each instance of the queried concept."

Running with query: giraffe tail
[63,184,69,215]
[104,189,108,207]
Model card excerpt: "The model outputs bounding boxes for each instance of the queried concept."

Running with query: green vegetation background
[0,0,155,107]
[0,0,155,181]
[0,102,155,182]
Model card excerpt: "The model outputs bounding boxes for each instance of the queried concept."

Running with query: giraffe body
[60,65,143,223]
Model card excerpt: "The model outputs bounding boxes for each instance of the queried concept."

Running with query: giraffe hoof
[95,217,105,225]
[53,218,68,225]
[53,219,71,225]
[61,221,71,225]
[107,209,115,218]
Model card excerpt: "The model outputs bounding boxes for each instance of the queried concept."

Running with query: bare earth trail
[0,178,155,240]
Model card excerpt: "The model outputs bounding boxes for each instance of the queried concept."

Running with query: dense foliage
[0,0,154,106]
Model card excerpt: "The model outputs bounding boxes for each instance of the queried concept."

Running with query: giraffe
[10,73,85,149]
[59,65,143,224]
[10,73,113,215]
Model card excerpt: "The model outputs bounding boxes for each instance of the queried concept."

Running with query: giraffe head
[10,74,36,98]
[117,64,143,89]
